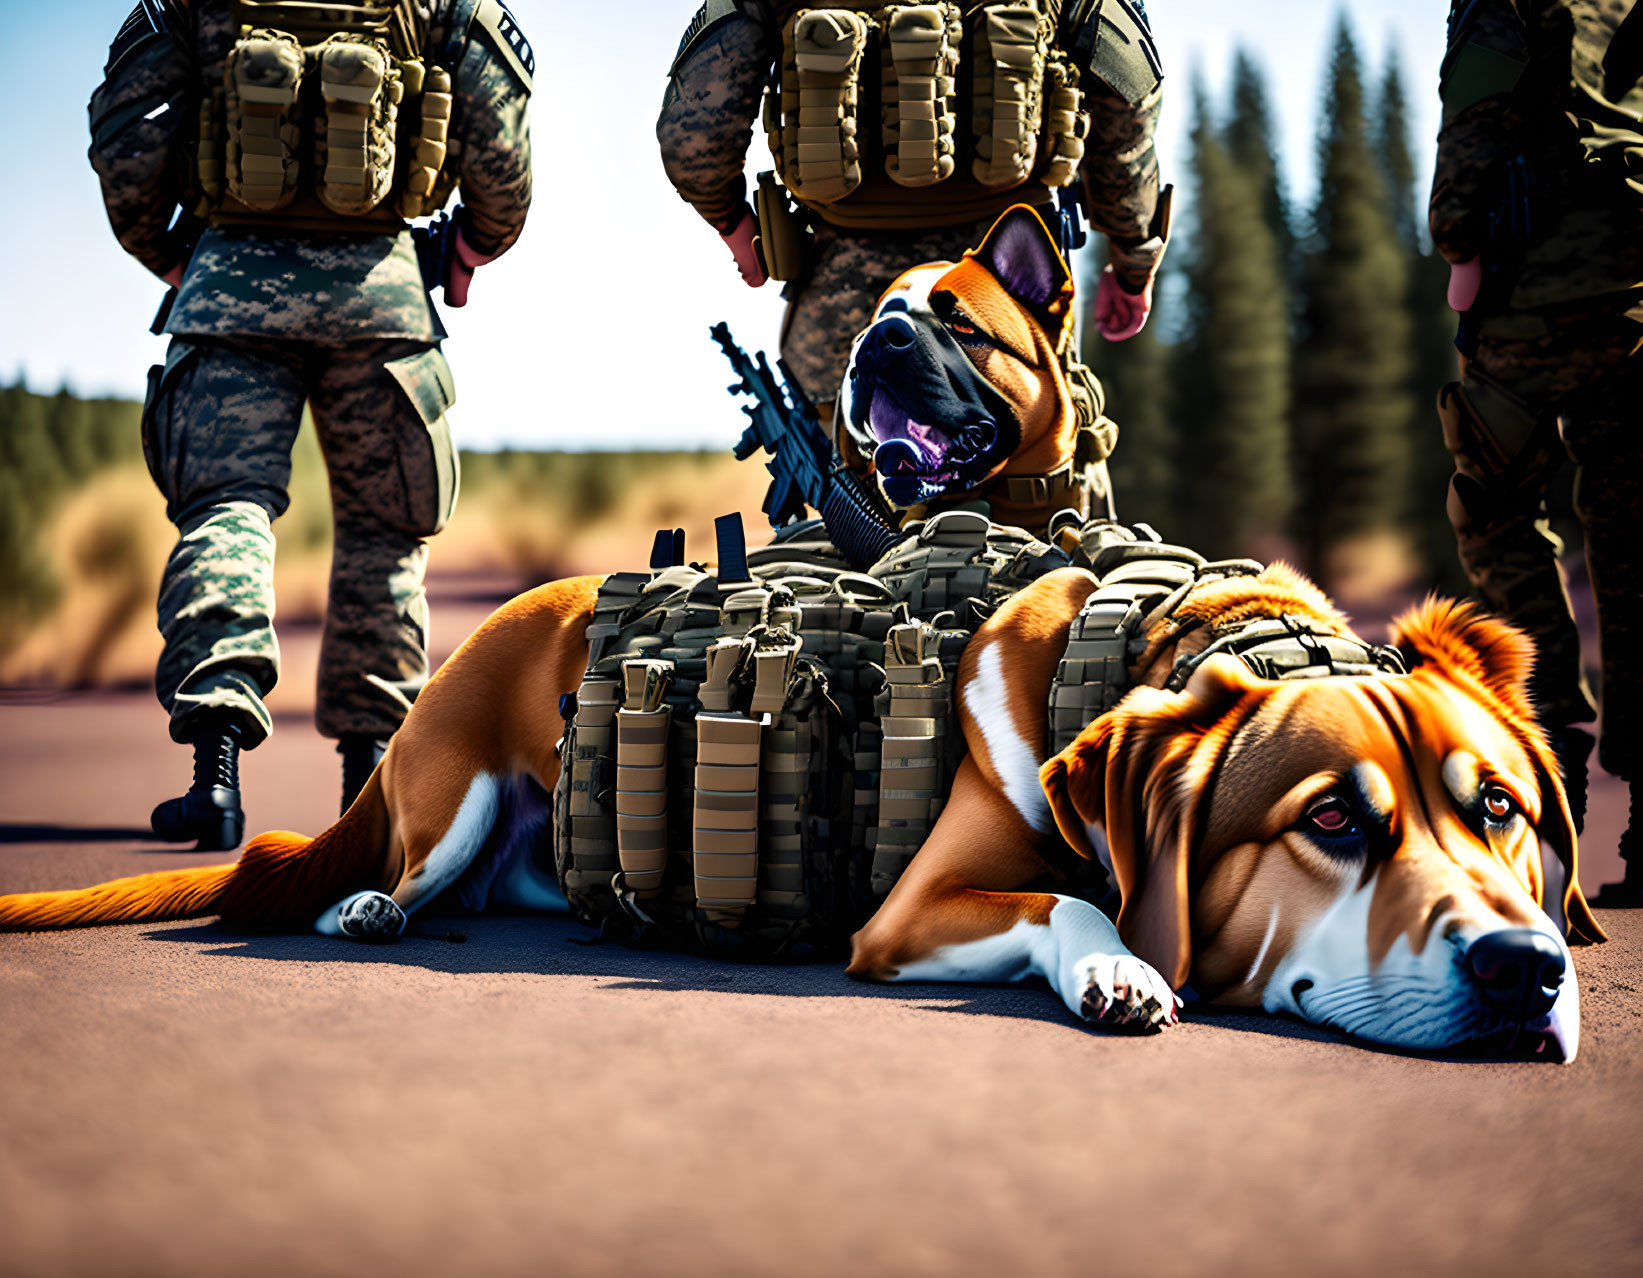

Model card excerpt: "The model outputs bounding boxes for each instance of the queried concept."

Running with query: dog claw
[337,891,406,943]
[1075,955,1178,1033]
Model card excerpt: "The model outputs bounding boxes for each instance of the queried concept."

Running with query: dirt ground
[2,582,1641,1278]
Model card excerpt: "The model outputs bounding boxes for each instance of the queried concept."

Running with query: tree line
[1087,19,1473,595]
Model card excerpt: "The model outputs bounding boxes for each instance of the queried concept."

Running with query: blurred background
[3,0,1596,693]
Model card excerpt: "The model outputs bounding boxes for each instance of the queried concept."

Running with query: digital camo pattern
[659,2,1164,397]
[1443,305,1643,773]
[656,6,773,233]
[146,336,457,745]
[781,220,989,408]
[91,0,531,337]
[1430,0,1643,300]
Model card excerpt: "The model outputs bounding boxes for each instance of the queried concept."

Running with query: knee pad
[1438,369,1546,475]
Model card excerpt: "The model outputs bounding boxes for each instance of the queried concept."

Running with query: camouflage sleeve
[656,6,776,235]
[87,1,195,277]
[451,8,532,258]
[1080,81,1164,293]
[1428,0,1529,264]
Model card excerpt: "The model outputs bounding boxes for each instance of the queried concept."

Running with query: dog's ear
[1391,598,1605,944]
[1389,598,1538,725]
[1040,655,1267,988]
[969,204,1074,348]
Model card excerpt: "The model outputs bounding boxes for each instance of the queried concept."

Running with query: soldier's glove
[1447,256,1482,312]
[1092,264,1153,342]
[721,204,768,288]
[445,227,496,308]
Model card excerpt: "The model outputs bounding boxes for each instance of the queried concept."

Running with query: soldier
[89,0,533,849]
[657,0,1170,524]
[1431,0,1642,900]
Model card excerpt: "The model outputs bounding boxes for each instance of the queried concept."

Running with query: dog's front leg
[847,760,1180,1031]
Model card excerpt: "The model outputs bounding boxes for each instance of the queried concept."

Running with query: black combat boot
[338,734,387,815]
[151,718,245,851]
[1547,725,1595,835]
[1592,780,1643,909]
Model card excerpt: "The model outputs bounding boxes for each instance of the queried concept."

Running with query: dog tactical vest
[196,0,458,231]
[759,0,1122,229]
[552,511,1071,957]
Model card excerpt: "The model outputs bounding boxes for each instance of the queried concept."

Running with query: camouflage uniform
[1431,0,1643,779]
[90,0,532,747]
[657,0,1165,414]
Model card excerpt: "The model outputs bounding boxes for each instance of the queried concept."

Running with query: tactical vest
[195,0,457,232]
[552,511,1072,958]
[763,0,1091,229]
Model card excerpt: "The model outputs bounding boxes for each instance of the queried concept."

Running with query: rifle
[711,323,902,571]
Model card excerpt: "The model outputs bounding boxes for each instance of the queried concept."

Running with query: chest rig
[552,509,1070,958]
[1046,521,1409,756]
[195,0,456,232]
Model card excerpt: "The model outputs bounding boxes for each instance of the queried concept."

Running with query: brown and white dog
[0,214,1604,1061]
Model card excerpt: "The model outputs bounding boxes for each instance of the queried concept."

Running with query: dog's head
[839,205,1078,509]
[1040,598,1604,1062]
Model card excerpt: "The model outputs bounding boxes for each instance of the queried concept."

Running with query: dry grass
[0,430,771,690]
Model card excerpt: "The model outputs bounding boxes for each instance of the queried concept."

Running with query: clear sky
[0,0,1445,451]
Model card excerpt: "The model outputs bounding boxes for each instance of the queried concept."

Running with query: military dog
[0,210,1604,1061]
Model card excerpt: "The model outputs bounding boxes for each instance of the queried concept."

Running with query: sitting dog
[837,205,1113,532]
[0,212,1604,1061]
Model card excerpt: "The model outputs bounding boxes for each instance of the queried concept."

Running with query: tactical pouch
[315,35,401,216]
[881,4,961,188]
[554,674,621,919]
[1038,51,1089,189]
[224,30,304,211]
[397,61,454,219]
[782,8,870,204]
[872,622,951,897]
[972,5,1050,190]
[615,659,675,895]
[754,170,813,282]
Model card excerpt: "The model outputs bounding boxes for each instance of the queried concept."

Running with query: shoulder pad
[471,0,534,93]
[1438,0,1526,118]
[1069,0,1162,106]
[105,0,183,77]
[670,0,746,78]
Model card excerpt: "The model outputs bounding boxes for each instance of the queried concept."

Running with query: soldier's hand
[1447,257,1482,313]
[445,228,496,308]
[722,206,768,288]
[1093,265,1151,342]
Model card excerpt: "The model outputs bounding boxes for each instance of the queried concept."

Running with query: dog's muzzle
[844,313,1018,509]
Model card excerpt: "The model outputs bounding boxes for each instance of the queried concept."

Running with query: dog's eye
[1304,796,1356,836]
[1482,786,1517,822]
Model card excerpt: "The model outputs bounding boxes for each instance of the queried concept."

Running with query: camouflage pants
[142,334,458,747]
[1440,303,1643,775]
[780,219,997,414]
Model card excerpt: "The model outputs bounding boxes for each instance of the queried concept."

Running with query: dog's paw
[1074,953,1181,1033]
[337,891,406,943]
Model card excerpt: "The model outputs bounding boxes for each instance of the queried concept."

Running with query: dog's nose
[1465,929,1565,1022]
[875,315,917,350]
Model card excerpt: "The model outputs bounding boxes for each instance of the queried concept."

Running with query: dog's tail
[0,770,390,932]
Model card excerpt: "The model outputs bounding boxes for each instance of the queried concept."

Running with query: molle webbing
[882,5,961,188]
[871,622,951,897]
[550,512,1075,958]
[764,0,1091,230]
[972,4,1050,189]
[615,659,674,894]
[199,0,453,232]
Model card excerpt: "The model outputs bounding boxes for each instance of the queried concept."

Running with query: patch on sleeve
[105,0,170,76]
[473,0,534,93]
[670,0,742,77]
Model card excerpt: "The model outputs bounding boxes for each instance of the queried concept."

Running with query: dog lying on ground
[0,210,1605,1062]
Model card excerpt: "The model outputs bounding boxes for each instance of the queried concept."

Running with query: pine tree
[1225,49,1294,276]
[1376,47,1471,594]
[1162,73,1293,557]
[1292,18,1414,577]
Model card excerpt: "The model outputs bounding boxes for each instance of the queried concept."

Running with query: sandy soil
[2,585,1641,1278]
